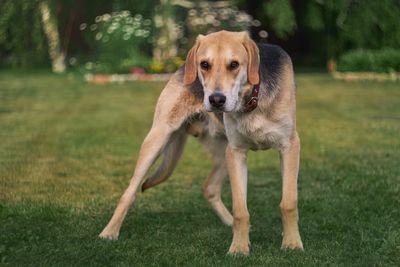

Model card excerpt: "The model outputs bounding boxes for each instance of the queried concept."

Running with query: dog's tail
[141,130,188,192]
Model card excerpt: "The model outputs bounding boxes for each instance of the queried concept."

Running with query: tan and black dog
[99,31,303,255]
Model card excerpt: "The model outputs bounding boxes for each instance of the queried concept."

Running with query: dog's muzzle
[209,93,226,109]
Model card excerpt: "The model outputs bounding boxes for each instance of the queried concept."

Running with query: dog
[99,30,303,255]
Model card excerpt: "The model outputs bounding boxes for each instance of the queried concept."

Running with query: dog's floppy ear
[242,32,260,85]
[184,35,203,85]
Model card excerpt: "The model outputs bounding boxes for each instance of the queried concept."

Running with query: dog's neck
[242,83,260,113]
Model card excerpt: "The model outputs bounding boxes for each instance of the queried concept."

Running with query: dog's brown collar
[242,83,260,113]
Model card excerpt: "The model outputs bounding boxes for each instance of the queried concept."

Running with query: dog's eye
[200,61,210,71]
[229,61,239,70]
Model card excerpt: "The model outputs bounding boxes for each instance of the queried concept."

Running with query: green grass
[1,71,399,266]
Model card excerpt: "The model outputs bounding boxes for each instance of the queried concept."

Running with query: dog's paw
[227,242,250,256]
[281,235,303,250]
[99,229,119,240]
[222,215,234,227]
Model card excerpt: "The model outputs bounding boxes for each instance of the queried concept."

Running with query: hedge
[337,49,400,73]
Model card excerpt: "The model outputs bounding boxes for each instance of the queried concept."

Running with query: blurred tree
[185,1,254,46]
[1,0,398,71]
[39,0,66,73]
[237,0,400,69]
[152,0,179,66]
[263,0,296,39]
[234,0,296,40]
[303,0,400,66]
[0,0,47,68]
[0,0,75,72]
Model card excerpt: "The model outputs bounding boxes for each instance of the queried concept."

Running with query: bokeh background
[1,0,399,74]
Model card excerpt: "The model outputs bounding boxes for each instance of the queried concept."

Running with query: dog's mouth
[204,104,237,113]
[212,107,225,113]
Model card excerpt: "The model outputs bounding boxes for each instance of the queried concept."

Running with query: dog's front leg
[203,162,233,226]
[99,125,174,240]
[279,131,303,249]
[226,146,250,255]
[201,135,233,226]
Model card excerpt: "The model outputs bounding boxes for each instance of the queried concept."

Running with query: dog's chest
[225,113,292,150]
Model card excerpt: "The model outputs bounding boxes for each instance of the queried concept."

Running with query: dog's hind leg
[99,71,203,240]
[99,124,178,240]
[201,137,233,226]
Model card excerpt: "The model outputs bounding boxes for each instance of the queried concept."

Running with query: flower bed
[84,73,172,84]
[332,71,400,81]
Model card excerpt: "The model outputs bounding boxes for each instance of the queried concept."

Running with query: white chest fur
[224,111,293,151]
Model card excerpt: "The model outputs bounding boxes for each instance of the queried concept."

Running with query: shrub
[81,10,152,73]
[149,57,184,74]
[337,49,400,73]
[185,4,259,51]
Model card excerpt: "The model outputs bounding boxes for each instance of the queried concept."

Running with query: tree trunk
[153,0,178,66]
[39,1,66,73]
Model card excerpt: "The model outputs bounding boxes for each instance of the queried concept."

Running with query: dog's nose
[209,93,226,108]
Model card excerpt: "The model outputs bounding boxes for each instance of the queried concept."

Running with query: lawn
[0,71,399,266]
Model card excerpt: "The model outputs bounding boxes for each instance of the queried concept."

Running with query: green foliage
[114,0,160,19]
[302,0,400,59]
[0,0,48,67]
[337,49,400,73]
[1,0,400,70]
[340,0,400,50]
[185,4,255,50]
[81,11,152,73]
[263,0,297,39]
[186,5,254,35]
[303,1,324,31]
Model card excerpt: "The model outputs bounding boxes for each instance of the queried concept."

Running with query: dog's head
[184,31,260,113]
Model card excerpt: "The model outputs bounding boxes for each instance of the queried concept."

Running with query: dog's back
[258,43,293,98]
